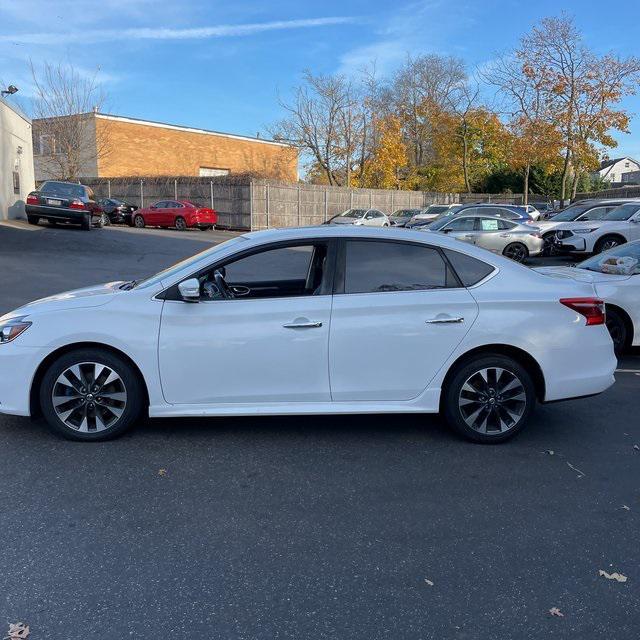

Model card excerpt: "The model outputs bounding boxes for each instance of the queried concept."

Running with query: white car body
[554,218,640,254]
[0,227,615,438]
[329,209,390,227]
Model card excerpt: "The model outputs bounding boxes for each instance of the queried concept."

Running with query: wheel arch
[595,233,627,250]
[30,341,150,418]
[605,303,634,347]
[440,344,546,406]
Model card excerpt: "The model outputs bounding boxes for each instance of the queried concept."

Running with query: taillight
[560,298,605,326]
[26,194,39,205]
[69,199,86,210]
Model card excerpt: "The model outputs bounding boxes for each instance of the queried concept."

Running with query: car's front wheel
[442,355,536,443]
[39,348,144,441]
[133,214,145,228]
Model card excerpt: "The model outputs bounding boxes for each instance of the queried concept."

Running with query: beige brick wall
[96,116,298,181]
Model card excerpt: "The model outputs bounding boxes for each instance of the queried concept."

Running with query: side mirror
[178,278,200,303]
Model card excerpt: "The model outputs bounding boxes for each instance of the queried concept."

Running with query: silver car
[425,214,544,262]
[328,208,390,227]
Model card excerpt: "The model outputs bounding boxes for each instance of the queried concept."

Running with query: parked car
[96,198,138,226]
[432,203,534,225]
[0,227,615,444]
[535,239,640,354]
[388,209,423,227]
[537,199,637,253]
[132,200,217,231]
[406,204,460,227]
[327,208,390,226]
[426,214,543,262]
[26,181,104,230]
[553,201,640,255]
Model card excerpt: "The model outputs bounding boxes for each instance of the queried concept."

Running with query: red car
[132,200,217,231]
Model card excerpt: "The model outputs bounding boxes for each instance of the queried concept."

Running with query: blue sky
[2,0,640,160]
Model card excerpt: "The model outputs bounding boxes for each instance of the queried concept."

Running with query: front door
[158,241,335,405]
[329,239,478,401]
[440,216,478,245]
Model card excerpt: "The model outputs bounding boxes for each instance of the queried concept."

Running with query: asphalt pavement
[0,222,638,639]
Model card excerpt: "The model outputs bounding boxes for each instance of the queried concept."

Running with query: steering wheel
[214,270,234,299]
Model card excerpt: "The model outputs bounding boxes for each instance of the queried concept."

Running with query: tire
[101,213,111,226]
[81,214,91,231]
[39,348,144,442]
[441,355,536,443]
[594,235,624,254]
[502,242,529,263]
[605,307,630,356]
[175,216,187,231]
[27,215,39,226]
[94,216,104,229]
[133,214,145,228]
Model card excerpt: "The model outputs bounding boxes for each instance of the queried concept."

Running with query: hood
[330,217,358,225]
[552,220,611,232]
[1,281,126,320]
[533,265,631,284]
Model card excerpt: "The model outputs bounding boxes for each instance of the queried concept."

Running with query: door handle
[462,234,475,239]
[499,233,510,237]
[283,321,323,329]
[425,316,464,324]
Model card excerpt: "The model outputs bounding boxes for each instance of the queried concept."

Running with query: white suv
[555,202,640,254]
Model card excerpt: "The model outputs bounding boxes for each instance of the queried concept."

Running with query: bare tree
[272,71,369,186]
[30,61,111,181]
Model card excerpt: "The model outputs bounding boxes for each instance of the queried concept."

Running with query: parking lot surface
[0,224,638,639]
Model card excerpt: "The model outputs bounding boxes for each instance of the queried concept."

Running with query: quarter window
[444,217,476,232]
[443,249,495,287]
[344,240,455,293]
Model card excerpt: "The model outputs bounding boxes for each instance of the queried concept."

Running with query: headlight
[0,317,32,344]
[573,228,597,234]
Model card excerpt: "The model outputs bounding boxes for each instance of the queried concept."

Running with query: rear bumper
[26,205,96,224]
[189,215,217,228]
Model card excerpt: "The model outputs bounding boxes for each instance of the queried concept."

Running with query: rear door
[475,217,515,253]
[328,238,478,401]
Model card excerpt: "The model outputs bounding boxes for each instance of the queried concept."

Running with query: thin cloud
[0,16,357,45]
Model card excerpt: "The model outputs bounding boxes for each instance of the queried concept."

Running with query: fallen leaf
[622,505,631,511]
[633,445,639,452]
[157,468,167,476]
[599,570,628,583]
[4,622,30,639]
[424,578,434,586]
[549,607,564,617]
[544,450,555,456]
[566,462,585,478]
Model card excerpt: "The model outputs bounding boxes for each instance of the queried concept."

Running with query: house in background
[33,111,298,183]
[0,95,35,221]
[594,157,640,185]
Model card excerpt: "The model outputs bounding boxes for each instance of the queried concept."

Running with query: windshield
[551,203,599,221]
[577,241,640,274]
[429,216,457,231]
[393,209,420,217]
[423,205,449,216]
[437,205,464,219]
[135,236,248,289]
[339,209,367,218]
[604,203,640,221]
[41,182,85,199]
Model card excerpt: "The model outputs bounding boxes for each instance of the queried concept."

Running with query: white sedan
[328,208,390,226]
[0,227,616,443]
[536,239,640,354]
[554,202,640,254]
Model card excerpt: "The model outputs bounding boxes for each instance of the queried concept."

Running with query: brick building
[33,111,298,183]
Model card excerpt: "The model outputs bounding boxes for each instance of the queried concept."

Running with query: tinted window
[444,249,495,286]
[345,241,453,293]
[484,207,519,219]
[499,219,516,230]
[153,201,166,209]
[581,206,615,220]
[442,217,476,231]
[40,182,84,199]
[225,245,315,284]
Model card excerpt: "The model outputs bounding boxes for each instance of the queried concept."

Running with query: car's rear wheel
[442,355,536,443]
[27,215,39,226]
[605,307,629,355]
[502,242,529,262]
[39,348,144,441]
[133,214,145,228]
[594,235,624,254]
[175,216,187,231]
[81,214,91,231]
[100,213,111,226]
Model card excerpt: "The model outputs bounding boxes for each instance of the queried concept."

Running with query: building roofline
[92,112,291,148]
[0,95,31,125]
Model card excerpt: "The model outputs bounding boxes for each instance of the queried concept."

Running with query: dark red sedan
[132,200,217,231]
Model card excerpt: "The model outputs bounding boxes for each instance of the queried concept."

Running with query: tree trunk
[571,168,580,200]
[523,163,530,205]
[462,132,471,194]
[560,146,571,206]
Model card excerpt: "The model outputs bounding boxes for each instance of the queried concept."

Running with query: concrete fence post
[266,183,270,229]
[370,192,373,208]
[324,188,328,222]
[350,191,353,208]
[249,180,254,232]
[174,179,178,200]
[107,180,111,198]
[140,180,144,208]
[391,190,394,211]
[297,184,301,227]
[210,181,214,209]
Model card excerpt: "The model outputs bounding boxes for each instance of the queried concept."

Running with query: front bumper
[0,344,45,416]
[556,236,587,252]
